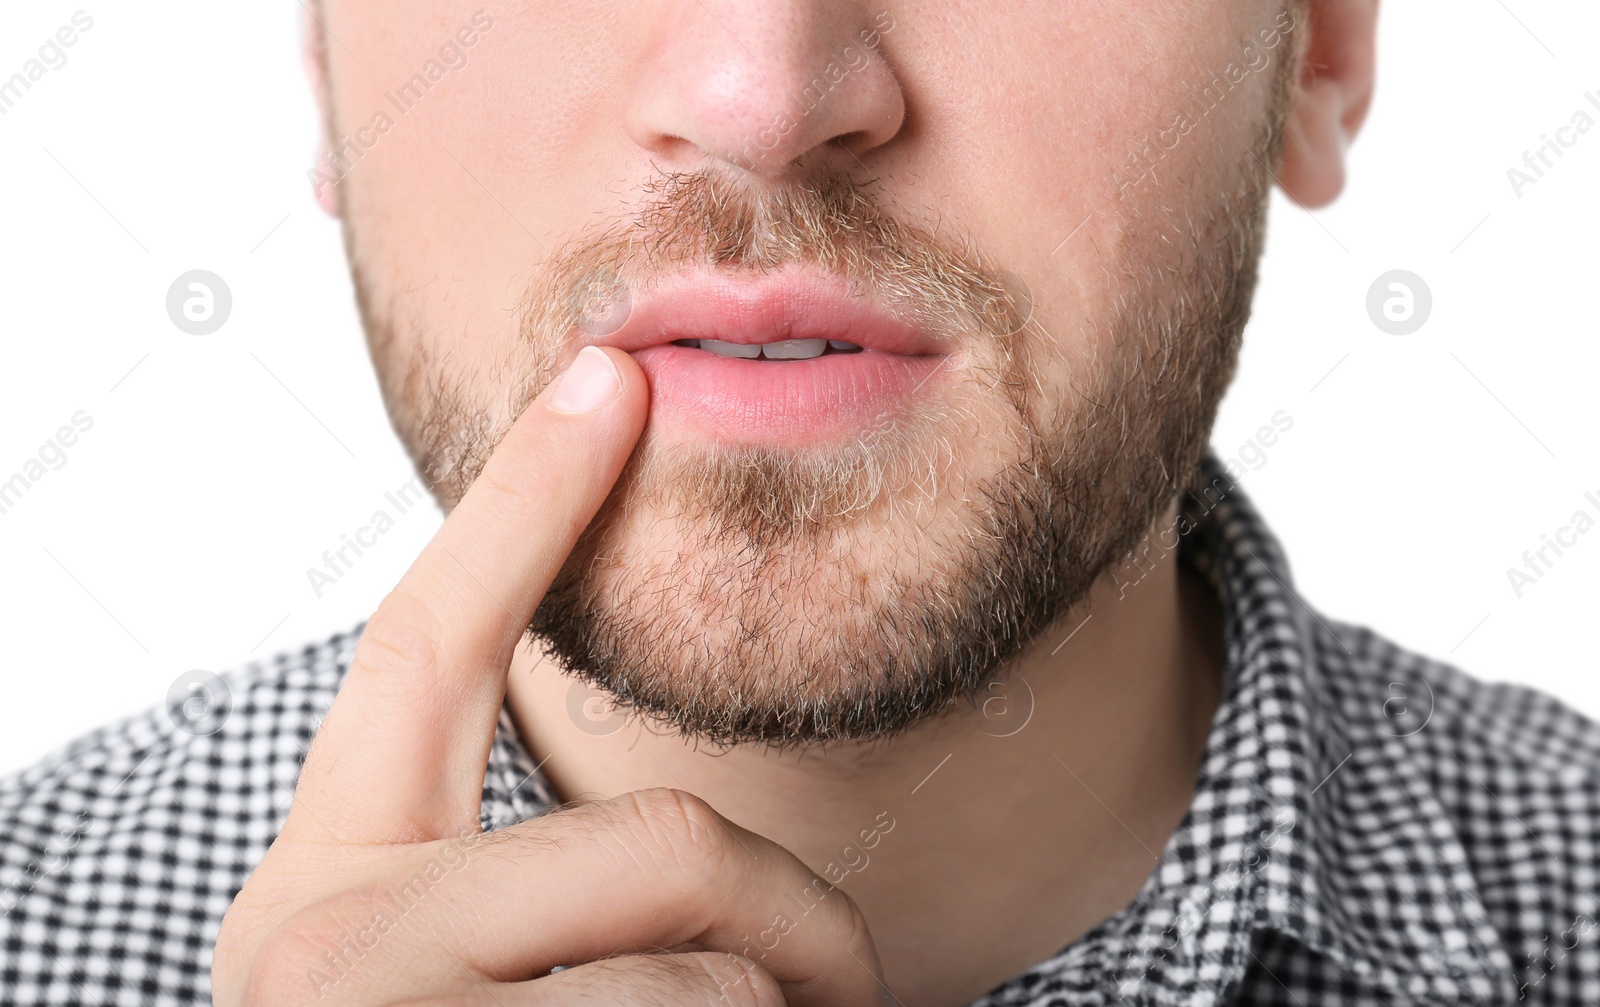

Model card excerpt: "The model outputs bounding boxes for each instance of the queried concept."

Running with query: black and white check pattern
[3,456,1597,1005]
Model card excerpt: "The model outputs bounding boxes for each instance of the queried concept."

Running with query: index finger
[291,346,648,844]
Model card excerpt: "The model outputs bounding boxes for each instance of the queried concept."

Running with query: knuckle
[833,885,877,959]
[621,788,736,870]
[690,953,787,1007]
[230,922,334,1007]
[476,458,542,514]
[234,891,408,1007]
[479,455,590,545]
[212,867,306,1005]
[354,590,445,682]
[211,911,255,1004]
[581,953,783,1007]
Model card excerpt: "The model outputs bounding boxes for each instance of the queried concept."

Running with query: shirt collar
[476,454,1517,1006]
[1037,455,1515,1006]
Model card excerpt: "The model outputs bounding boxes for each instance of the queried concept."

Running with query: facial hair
[349,68,1289,749]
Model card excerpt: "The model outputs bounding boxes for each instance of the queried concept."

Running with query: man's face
[312,0,1301,744]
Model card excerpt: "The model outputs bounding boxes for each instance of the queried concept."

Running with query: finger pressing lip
[547,345,625,414]
[289,348,649,846]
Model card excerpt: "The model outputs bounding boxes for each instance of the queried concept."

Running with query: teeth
[760,338,828,360]
[699,339,762,358]
[678,337,857,358]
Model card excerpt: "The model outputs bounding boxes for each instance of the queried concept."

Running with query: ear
[1277,0,1379,208]
[303,2,340,217]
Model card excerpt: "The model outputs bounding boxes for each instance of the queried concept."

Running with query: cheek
[878,1,1285,369]
[327,2,636,376]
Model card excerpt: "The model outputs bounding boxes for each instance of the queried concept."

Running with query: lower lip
[629,344,948,444]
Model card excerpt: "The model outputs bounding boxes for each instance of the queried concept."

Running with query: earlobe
[302,3,340,217]
[1278,77,1349,207]
[311,140,340,217]
[1276,0,1379,209]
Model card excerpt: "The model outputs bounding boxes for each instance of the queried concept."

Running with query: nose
[626,2,904,177]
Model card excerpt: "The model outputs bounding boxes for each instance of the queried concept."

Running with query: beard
[347,79,1287,748]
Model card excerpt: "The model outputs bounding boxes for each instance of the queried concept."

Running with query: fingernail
[548,346,621,414]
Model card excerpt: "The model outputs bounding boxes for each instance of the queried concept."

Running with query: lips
[587,270,950,445]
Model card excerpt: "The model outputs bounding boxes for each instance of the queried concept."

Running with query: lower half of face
[331,0,1295,745]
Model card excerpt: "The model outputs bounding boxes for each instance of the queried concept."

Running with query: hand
[212,347,887,1006]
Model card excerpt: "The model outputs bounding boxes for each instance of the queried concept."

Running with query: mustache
[517,168,1035,358]
[413,168,1038,512]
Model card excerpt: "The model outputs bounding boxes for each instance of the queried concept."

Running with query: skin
[215,1,1377,1004]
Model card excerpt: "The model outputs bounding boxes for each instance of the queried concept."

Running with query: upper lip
[586,270,946,356]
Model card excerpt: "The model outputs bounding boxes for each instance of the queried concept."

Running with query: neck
[505,511,1224,1006]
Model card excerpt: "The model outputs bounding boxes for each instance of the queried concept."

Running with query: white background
[0,2,1594,774]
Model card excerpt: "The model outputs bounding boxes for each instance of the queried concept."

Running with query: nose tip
[626,4,904,176]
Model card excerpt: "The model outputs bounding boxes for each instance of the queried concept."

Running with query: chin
[525,416,1085,747]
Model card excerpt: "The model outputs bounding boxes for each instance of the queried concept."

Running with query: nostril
[623,7,908,177]
[651,133,701,162]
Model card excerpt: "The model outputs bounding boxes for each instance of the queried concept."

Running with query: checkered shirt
[3,456,1598,1005]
